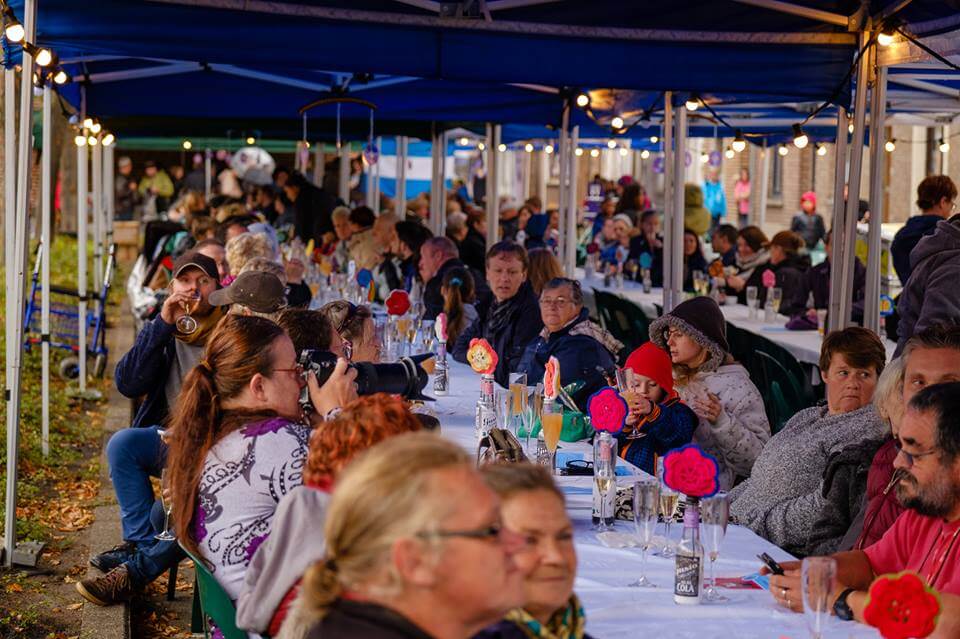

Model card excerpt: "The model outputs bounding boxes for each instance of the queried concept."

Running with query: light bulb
[478,142,486,151]
[458,137,469,146]
[83,118,94,129]
[4,22,24,44]
[848,122,855,135]
[304,141,310,149]
[607,139,617,149]
[90,122,102,134]
[685,98,699,112]
[246,136,256,145]
[74,135,87,147]
[640,149,650,159]
[575,93,590,108]
[574,148,584,157]
[877,31,895,47]
[778,145,789,156]
[939,139,950,153]
[884,140,896,153]
[544,144,554,154]
[497,143,507,153]
[53,69,68,84]
[524,143,534,153]
[183,140,193,150]
[590,148,600,158]
[816,144,827,157]
[724,147,735,159]
[34,48,53,67]
[611,116,624,129]
[650,135,659,144]
[87,136,98,146]
[619,147,629,157]
[700,152,709,164]
[102,133,115,147]
[732,131,746,153]
[792,124,808,149]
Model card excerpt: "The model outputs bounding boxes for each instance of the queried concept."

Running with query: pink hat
[801,191,817,206]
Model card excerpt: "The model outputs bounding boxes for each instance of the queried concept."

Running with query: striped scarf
[503,595,586,639]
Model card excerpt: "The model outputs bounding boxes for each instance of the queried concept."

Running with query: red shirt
[864,510,960,595]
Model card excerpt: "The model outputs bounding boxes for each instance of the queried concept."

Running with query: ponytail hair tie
[449,277,463,287]
[199,360,213,373]
[324,558,338,572]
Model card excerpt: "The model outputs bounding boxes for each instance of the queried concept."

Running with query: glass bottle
[674,498,704,605]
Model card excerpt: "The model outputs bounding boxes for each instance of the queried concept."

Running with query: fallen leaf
[66,602,83,610]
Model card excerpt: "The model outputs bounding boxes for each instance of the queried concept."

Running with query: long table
[431,362,878,638]
[578,271,897,367]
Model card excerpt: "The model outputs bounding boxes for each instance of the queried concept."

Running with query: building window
[770,152,784,198]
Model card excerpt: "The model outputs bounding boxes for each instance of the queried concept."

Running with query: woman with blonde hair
[225,232,273,278]
[526,248,563,296]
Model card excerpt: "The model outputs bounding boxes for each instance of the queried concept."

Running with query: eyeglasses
[539,297,573,308]
[272,364,304,376]
[894,438,938,467]
[417,522,506,543]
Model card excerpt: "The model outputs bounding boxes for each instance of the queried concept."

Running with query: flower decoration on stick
[466,338,498,375]
[587,387,627,434]
[435,313,448,343]
[662,444,721,498]
[357,268,373,288]
[543,356,561,401]
[708,259,725,279]
[761,269,776,289]
[863,572,941,639]
[385,289,411,316]
[639,252,653,270]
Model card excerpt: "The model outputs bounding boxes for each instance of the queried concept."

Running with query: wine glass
[746,286,759,319]
[541,401,564,475]
[155,469,176,541]
[701,493,730,602]
[802,557,837,639]
[769,287,783,314]
[175,292,201,334]
[656,457,678,558]
[509,373,528,438]
[628,480,660,587]
[494,389,512,430]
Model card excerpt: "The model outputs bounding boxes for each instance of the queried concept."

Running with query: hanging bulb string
[2,13,12,71]
[893,28,960,72]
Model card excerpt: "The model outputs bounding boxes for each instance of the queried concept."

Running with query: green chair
[750,350,807,434]
[593,290,651,358]
[179,544,249,639]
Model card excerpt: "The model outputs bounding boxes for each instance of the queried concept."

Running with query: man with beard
[765,382,960,627]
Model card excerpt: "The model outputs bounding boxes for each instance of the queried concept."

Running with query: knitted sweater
[675,364,769,490]
[728,404,885,555]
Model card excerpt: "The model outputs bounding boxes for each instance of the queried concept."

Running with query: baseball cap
[172,251,220,282]
[208,270,287,313]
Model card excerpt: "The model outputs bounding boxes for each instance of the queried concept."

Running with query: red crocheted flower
[385,289,411,316]
[863,572,941,639]
[587,387,627,434]
[467,338,498,375]
[663,444,720,498]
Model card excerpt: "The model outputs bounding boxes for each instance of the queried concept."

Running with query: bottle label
[674,555,701,598]
[434,365,448,395]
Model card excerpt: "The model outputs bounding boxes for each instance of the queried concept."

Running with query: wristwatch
[833,588,856,621]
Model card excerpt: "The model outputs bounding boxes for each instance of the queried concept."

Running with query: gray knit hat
[649,297,729,372]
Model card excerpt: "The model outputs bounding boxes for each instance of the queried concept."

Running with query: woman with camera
[167,314,357,601]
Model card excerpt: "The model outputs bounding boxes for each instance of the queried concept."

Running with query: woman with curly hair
[236,394,422,638]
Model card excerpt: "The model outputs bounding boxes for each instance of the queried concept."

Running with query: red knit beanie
[624,342,676,400]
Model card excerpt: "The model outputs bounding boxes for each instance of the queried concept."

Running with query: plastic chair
[750,350,807,434]
[179,544,248,639]
[593,290,650,356]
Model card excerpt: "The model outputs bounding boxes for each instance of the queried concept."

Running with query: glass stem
[162,511,171,535]
[640,546,647,580]
[710,555,716,591]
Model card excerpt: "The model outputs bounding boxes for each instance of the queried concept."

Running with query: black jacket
[744,253,810,307]
[452,282,542,388]
[627,233,664,287]
[305,600,434,639]
[114,317,178,428]
[293,182,337,244]
[423,258,489,322]
[783,257,865,320]
[458,228,488,276]
[890,214,940,285]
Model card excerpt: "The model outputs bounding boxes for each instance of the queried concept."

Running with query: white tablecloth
[428,362,878,638]
[578,270,897,367]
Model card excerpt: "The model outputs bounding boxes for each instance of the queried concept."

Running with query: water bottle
[674,499,704,605]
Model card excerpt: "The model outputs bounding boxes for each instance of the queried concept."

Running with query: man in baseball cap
[209,270,287,317]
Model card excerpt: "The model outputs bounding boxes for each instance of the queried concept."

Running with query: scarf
[735,248,769,276]
[487,283,532,334]
[504,595,586,639]
[175,305,225,346]
[541,312,623,357]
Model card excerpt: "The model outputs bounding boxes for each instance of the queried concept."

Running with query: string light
[724,147,735,159]
[53,69,69,84]
[607,139,617,149]
[877,29,895,47]
[245,136,256,145]
[87,135,98,146]
[590,148,600,158]
[74,134,87,147]
[619,147,629,157]
[2,7,24,43]
[497,143,507,152]
[182,140,193,150]
[458,137,469,146]
[732,130,746,153]
[792,124,809,149]
[102,133,115,147]
[884,139,896,153]
[685,96,700,112]
[640,149,651,159]
[611,116,624,130]
[477,142,486,151]
[939,138,950,153]
[90,122,102,134]
[778,145,789,157]
[574,148,583,157]
[83,118,94,129]
[23,43,53,67]
[524,143,534,153]
[650,135,659,144]
[699,152,709,164]
[816,144,827,157]
[848,122,855,135]
[575,93,590,108]
[544,144,554,154]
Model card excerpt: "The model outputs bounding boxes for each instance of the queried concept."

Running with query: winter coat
[896,217,960,355]
[293,182,338,245]
[676,364,770,490]
[729,404,885,557]
[890,214,941,285]
[727,249,770,302]
[683,251,709,292]
[784,257,865,321]
[839,437,905,551]
[459,227,488,276]
[114,317,178,428]
[423,258,489,322]
[617,397,697,476]
[702,180,727,219]
[790,212,827,250]
[452,282,543,388]
[302,600,435,639]
[684,184,711,236]
[517,308,619,411]
[742,253,810,307]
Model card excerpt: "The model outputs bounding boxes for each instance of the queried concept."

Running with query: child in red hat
[616,342,697,475]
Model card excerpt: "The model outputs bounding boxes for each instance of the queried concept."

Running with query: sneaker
[75,564,137,606]
[89,542,136,573]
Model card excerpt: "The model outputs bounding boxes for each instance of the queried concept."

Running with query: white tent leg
[430,126,443,235]
[3,66,17,568]
[555,108,570,270]
[537,149,548,207]
[366,143,376,210]
[77,142,89,394]
[338,143,350,205]
[313,144,324,187]
[671,101,687,311]
[41,85,52,458]
[484,125,501,242]
[827,107,849,332]
[864,65,888,334]
[564,126,579,277]
[204,149,212,201]
[757,143,770,232]
[395,136,408,218]
[105,143,115,249]
[92,141,103,292]
[373,137,382,212]
[662,93,674,310]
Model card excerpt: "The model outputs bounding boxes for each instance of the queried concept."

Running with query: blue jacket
[616,397,697,476]
[890,214,940,285]
[702,180,727,219]
[114,317,178,428]
[517,309,617,411]
[452,282,543,388]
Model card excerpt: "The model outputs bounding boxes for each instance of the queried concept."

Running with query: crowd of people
[75,152,960,638]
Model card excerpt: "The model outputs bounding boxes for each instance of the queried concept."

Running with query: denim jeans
[106,425,183,584]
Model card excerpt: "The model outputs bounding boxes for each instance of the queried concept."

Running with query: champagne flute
[541,401,564,475]
[494,389,512,430]
[628,480,660,587]
[175,292,201,334]
[155,469,176,541]
[509,373,528,438]
[769,287,783,314]
[701,493,730,602]
[593,435,616,532]
[802,557,837,639]
[746,286,759,319]
[656,457,678,558]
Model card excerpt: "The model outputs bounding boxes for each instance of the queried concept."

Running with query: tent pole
[537,148,548,207]
[838,32,872,331]
[757,142,770,232]
[484,124,500,243]
[92,140,103,292]
[204,149,212,201]
[338,143,350,204]
[105,142,115,251]
[437,129,447,236]
[556,107,570,270]
[864,63,887,334]
[77,141,89,394]
[662,93,674,311]
[2,63,16,570]
[365,143,376,210]
[41,85,52,458]
[565,125,579,277]
[395,136,407,218]
[312,143,324,188]
[671,100,687,312]
[828,107,850,333]
[429,125,442,234]
[373,137,382,212]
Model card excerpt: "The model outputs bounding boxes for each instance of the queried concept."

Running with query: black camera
[298,349,434,410]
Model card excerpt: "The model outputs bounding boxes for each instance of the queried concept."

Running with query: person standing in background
[734,168,751,228]
[703,169,727,234]
[790,191,827,251]
[115,156,140,221]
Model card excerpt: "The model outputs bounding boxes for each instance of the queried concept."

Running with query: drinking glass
[769,287,783,314]
[628,480,660,587]
[802,557,837,639]
[420,319,435,352]
[175,292,201,334]
[509,373,528,437]
[656,458,678,558]
[494,389,512,430]
[746,286,759,319]
[616,369,644,440]
[155,469,176,541]
[701,493,730,602]
[593,437,616,532]
[541,401,564,475]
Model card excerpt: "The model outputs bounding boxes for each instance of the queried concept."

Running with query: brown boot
[75,564,137,606]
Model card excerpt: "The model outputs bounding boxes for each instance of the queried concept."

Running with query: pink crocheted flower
[761,269,776,288]
[663,444,720,498]
[587,387,627,434]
